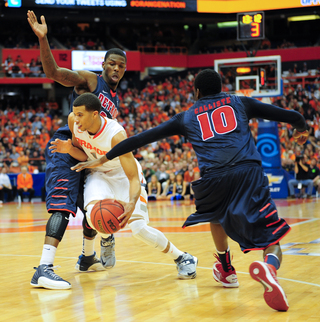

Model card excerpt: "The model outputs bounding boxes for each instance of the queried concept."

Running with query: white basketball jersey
[73,116,124,172]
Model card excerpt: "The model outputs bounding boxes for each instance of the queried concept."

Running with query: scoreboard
[237,12,265,41]
[5,0,320,12]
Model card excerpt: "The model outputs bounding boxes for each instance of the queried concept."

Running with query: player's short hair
[104,48,127,62]
[73,93,101,113]
[194,69,222,97]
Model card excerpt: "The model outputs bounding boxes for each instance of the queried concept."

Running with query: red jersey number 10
[197,105,237,141]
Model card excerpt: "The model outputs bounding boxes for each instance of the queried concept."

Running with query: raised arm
[27,10,97,89]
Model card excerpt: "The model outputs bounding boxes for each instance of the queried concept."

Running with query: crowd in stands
[2,54,46,78]
[1,17,319,55]
[1,65,320,201]
[0,100,62,177]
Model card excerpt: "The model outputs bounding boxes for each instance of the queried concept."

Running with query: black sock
[217,248,232,272]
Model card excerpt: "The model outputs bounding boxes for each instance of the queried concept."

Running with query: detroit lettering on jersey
[98,92,118,118]
[75,137,108,155]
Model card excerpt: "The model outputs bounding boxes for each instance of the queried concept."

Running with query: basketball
[91,199,124,234]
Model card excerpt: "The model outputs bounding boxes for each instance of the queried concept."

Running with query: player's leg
[250,242,289,311]
[31,132,80,290]
[247,167,289,311]
[75,214,106,272]
[31,211,71,290]
[75,175,105,272]
[84,201,116,269]
[210,223,239,288]
[83,172,117,269]
[128,217,197,279]
[128,189,197,279]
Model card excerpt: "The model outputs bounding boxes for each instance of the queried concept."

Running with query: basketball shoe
[75,251,106,272]
[30,264,71,290]
[175,252,198,279]
[249,261,289,311]
[212,255,239,288]
[100,235,116,269]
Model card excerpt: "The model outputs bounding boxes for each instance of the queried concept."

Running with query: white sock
[82,236,96,256]
[100,233,112,239]
[167,242,184,260]
[40,244,57,265]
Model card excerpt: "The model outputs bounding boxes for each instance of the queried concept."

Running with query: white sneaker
[100,235,116,269]
[175,253,198,279]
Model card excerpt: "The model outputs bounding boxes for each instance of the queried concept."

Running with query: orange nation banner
[197,0,320,13]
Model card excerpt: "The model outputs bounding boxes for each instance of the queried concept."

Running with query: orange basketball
[91,199,124,234]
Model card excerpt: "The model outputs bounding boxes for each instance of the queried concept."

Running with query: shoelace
[44,265,62,280]
[101,237,114,247]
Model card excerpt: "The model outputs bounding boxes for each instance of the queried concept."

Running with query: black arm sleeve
[241,97,308,132]
[106,113,185,160]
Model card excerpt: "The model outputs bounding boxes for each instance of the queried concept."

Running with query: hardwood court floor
[0,198,319,322]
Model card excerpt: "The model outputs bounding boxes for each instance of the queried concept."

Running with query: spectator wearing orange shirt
[17,166,35,202]
[17,151,29,167]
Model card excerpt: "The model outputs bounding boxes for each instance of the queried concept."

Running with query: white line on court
[1,253,319,288]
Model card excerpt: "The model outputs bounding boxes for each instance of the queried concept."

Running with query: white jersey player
[50,93,198,279]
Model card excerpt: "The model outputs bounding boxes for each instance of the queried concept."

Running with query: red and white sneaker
[212,256,239,288]
[249,261,289,311]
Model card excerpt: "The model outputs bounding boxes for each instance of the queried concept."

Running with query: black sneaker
[30,264,71,290]
[75,251,106,272]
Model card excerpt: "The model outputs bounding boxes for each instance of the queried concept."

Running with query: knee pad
[129,220,168,251]
[82,214,98,238]
[46,211,70,241]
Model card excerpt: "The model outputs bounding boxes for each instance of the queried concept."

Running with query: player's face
[102,54,126,88]
[73,105,98,132]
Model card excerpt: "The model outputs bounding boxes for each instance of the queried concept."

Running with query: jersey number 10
[197,105,237,141]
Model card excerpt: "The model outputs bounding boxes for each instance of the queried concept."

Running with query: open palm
[27,10,47,38]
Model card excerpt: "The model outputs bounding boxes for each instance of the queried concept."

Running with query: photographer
[288,154,314,199]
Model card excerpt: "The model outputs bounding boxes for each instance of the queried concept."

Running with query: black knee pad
[82,214,97,238]
[46,211,70,241]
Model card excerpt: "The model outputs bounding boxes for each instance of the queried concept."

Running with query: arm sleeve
[106,113,185,160]
[240,97,308,132]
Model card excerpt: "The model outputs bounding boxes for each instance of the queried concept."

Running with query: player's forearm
[68,146,88,162]
[129,178,141,205]
[38,36,59,79]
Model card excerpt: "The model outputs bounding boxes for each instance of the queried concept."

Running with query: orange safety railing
[282,74,320,89]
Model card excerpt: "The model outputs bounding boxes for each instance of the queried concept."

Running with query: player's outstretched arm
[71,155,109,172]
[27,10,93,88]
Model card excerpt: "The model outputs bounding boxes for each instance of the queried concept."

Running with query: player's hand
[49,138,72,154]
[71,155,109,172]
[115,200,134,228]
[292,129,309,145]
[27,10,48,39]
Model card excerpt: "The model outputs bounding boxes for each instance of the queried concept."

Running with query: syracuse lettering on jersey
[75,138,107,155]
[98,93,118,119]
[194,97,232,114]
